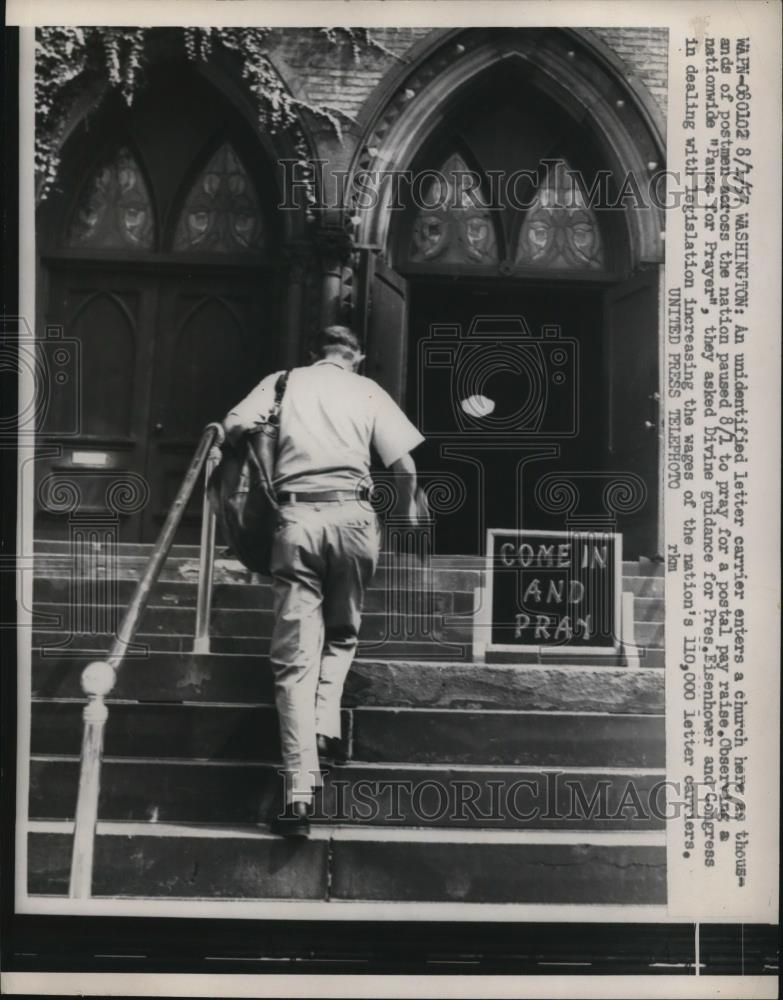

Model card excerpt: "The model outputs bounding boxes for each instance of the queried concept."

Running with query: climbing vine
[35,26,395,210]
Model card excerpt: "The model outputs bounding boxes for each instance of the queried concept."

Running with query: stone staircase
[26,541,666,908]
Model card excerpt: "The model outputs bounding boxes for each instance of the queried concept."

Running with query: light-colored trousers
[268,499,380,804]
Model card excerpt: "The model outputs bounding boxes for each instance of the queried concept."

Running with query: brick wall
[267,26,668,127]
[589,27,669,118]
[268,28,433,123]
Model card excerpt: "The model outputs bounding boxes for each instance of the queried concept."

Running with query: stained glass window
[173,143,266,253]
[515,160,604,270]
[66,146,155,250]
[408,153,499,266]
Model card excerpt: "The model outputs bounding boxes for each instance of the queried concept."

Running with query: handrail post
[67,422,222,899]
[69,660,116,898]
[194,445,220,654]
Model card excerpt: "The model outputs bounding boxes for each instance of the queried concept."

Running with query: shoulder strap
[268,370,290,424]
[274,370,290,405]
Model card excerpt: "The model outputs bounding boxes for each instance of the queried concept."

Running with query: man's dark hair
[313,325,363,360]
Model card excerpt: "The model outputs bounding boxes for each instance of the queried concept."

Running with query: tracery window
[404,151,606,273]
[409,153,499,266]
[173,143,267,253]
[515,160,604,270]
[65,146,155,249]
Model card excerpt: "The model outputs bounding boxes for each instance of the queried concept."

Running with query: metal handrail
[68,421,224,899]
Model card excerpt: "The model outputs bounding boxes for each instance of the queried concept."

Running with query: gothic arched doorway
[37,58,285,542]
[353,30,664,559]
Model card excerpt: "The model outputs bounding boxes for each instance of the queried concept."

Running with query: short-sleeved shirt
[225,358,424,493]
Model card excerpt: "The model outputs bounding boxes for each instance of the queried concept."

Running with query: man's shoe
[316,734,345,765]
[269,801,311,838]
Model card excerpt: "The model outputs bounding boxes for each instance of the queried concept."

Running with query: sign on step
[480,529,623,657]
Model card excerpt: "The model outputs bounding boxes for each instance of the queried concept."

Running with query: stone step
[35,540,479,565]
[30,565,665,605]
[634,647,663,669]
[34,633,662,666]
[29,761,666,830]
[32,634,473,664]
[632,597,665,623]
[623,576,664,598]
[32,632,473,661]
[31,546,664,584]
[27,821,666,903]
[32,540,202,556]
[31,544,483,572]
[487,646,663,667]
[326,829,666,904]
[28,822,328,900]
[619,560,665,577]
[32,576,664,623]
[32,652,664,712]
[29,560,485,593]
[351,707,663,767]
[635,622,663,647]
[32,578,468,616]
[30,702,664,768]
[26,541,668,907]
[32,602,662,653]
[31,603,473,642]
[33,540,664,573]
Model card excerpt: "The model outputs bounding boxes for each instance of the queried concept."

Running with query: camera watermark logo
[418,315,578,439]
[1,318,82,440]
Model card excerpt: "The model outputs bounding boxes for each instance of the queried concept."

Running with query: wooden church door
[37,73,281,543]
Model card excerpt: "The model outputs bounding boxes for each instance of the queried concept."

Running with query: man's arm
[388,452,418,521]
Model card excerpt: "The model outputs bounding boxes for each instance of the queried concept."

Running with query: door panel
[142,272,271,541]
[37,268,157,540]
[162,294,253,440]
[604,267,661,558]
[37,63,283,545]
[407,283,607,555]
[39,267,274,543]
[70,291,138,437]
[360,253,409,405]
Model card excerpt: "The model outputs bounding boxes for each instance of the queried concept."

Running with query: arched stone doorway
[36,52,296,542]
[351,28,665,559]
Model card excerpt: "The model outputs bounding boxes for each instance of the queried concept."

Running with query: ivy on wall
[35,26,394,212]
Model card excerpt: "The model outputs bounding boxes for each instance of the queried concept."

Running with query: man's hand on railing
[208,422,226,465]
[222,413,244,446]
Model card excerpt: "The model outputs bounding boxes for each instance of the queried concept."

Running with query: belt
[277,489,372,504]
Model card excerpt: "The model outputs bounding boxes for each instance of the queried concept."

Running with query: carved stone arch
[350,27,458,132]
[566,28,665,152]
[348,27,665,270]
